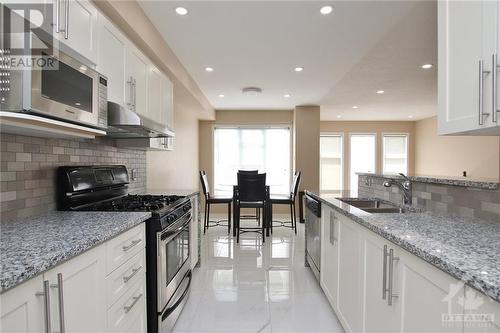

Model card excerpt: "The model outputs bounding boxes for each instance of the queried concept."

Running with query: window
[349,134,376,192]
[320,134,343,193]
[213,127,291,195]
[383,134,408,174]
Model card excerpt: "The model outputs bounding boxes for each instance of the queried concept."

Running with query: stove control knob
[183,205,189,212]
[167,215,175,222]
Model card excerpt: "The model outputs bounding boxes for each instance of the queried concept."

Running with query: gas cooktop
[83,194,186,212]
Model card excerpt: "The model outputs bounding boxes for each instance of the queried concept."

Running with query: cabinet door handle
[50,273,66,333]
[387,248,399,306]
[126,76,134,107]
[479,60,491,125]
[329,211,336,245]
[123,266,142,283]
[133,78,137,109]
[122,239,141,252]
[64,0,69,39]
[36,280,52,333]
[123,293,143,313]
[55,0,61,33]
[492,54,499,123]
[382,245,388,300]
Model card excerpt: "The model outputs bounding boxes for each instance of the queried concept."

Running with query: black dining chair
[237,170,260,224]
[270,171,301,234]
[234,172,268,243]
[199,171,232,234]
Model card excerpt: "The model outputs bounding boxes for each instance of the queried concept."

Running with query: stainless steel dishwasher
[305,194,321,281]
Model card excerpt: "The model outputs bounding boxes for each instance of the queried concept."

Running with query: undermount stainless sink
[339,198,408,214]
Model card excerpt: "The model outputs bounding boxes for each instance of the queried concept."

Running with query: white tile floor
[173,215,344,333]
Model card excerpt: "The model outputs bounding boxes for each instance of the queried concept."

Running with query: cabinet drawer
[107,279,146,333]
[106,250,146,308]
[106,224,145,274]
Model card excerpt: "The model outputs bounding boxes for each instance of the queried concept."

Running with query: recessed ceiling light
[376,90,385,94]
[408,115,414,119]
[218,94,225,98]
[320,5,333,15]
[175,7,188,15]
[205,67,214,72]
[283,94,291,98]
[421,64,433,69]
[352,105,359,109]
[294,67,304,72]
[337,115,342,119]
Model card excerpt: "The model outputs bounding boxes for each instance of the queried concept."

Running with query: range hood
[106,102,174,138]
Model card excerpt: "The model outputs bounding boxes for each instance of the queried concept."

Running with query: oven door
[157,211,191,311]
[28,44,101,128]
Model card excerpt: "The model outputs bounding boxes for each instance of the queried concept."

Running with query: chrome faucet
[383,173,412,206]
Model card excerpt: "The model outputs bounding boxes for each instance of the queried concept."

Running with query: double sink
[339,198,408,214]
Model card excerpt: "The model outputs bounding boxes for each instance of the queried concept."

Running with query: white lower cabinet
[317,211,500,333]
[0,223,146,333]
[336,215,364,333]
[0,276,45,333]
[320,207,339,312]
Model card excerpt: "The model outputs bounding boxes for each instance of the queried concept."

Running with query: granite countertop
[145,188,200,197]
[357,173,499,190]
[0,211,151,293]
[305,191,500,302]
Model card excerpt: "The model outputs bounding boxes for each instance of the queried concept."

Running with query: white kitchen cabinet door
[44,244,107,333]
[97,14,127,106]
[147,66,163,124]
[125,46,149,117]
[438,0,500,135]
[399,248,464,333]
[190,195,199,269]
[161,74,174,130]
[361,232,401,333]
[54,0,98,64]
[320,207,339,312]
[463,286,500,333]
[336,217,364,333]
[0,276,45,333]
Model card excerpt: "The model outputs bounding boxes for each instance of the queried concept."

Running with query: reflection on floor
[173,215,344,333]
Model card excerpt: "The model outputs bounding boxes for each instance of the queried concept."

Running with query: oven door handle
[161,270,192,321]
[160,213,191,242]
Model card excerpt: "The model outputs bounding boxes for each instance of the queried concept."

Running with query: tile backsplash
[0,133,146,221]
[358,175,500,222]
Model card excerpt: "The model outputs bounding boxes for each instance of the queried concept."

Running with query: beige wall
[294,106,321,193]
[320,121,416,191]
[414,117,500,180]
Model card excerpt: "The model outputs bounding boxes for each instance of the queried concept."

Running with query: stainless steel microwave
[0,32,108,129]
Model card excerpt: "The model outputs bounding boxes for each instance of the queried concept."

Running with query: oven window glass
[165,223,190,286]
[41,54,93,112]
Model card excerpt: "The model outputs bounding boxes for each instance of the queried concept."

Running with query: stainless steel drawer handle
[493,54,499,123]
[64,0,69,39]
[36,280,52,333]
[122,239,141,252]
[50,273,66,333]
[479,60,491,125]
[382,245,388,300]
[123,266,142,283]
[123,293,143,313]
[329,211,336,245]
[387,248,399,306]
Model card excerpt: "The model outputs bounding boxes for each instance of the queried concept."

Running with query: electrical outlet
[131,168,138,181]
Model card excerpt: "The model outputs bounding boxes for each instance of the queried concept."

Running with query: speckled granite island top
[305,191,500,302]
[0,211,151,293]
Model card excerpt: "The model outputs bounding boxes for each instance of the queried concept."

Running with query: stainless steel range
[57,165,192,333]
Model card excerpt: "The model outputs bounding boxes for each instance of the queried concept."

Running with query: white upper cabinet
[125,46,149,118]
[53,0,98,64]
[161,74,174,131]
[438,0,500,135]
[147,66,163,123]
[97,14,127,106]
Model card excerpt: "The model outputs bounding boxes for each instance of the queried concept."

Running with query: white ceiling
[139,1,437,121]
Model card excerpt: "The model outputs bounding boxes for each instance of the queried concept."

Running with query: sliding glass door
[349,134,376,192]
[213,126,291,195]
